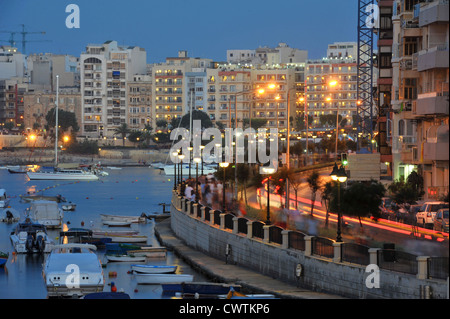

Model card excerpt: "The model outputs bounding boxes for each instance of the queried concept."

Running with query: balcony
[417,44,449,71]
[418,0,449,27]
[423,125,449,161]
[415,92,449,116]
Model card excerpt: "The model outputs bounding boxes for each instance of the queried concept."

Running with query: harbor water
[0,166,209,299]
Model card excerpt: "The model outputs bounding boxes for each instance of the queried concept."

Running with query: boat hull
[105,255,146,262]
[162,282,241,295]
[135,274,194,284]
[27,171,99,181]
[131,264,177,274]
[100,214,146,223]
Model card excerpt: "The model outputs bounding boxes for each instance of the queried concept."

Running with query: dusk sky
[1,0,358,63]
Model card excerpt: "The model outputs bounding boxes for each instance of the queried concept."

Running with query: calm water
[0,166,209,299]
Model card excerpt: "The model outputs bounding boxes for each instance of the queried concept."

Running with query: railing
[377,250,418,275]
[341,243,370,265]
[428,257,449,280]
[174,192,448,280]
[288,231,306,251]
[312,237,334,259]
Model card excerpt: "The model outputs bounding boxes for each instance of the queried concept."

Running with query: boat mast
[55,75,59,167]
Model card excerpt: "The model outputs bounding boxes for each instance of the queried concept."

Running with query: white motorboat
[149,162,165,170]
[126,247,167,258]
[105,254,147,262]
[100,214,147,223]
[10,220,55,254]
[43,244,104,298]
[0,189,10,208]
[27,169,99,181]
[163,164,216,176]
[26,200,63,229]
[131,264,177,274]
[135,273,194,285]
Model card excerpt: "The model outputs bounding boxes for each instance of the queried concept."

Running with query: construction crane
[0,24,49,54]
[356,0,376,152]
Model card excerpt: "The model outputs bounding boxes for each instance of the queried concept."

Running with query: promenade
[154,217,346,299]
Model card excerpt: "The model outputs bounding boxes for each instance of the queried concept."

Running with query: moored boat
[131,264,177,274]
[0,189,10,208]
[10,220,55,254]
[0,252,8,267]
[43,244,104,298]
[0,208,20,223]
[98,234,148,243]
[27,169,99,181]
[126,247,166,258]
[61,203,76,211]
[105,254,147,262]
[162,282,241,295]
[100,214,147,223]
[135,273,194,285]
[26,200,64,229]
[102,220,132,227]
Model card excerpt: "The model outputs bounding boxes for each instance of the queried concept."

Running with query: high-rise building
[127,74,152,130]
[0,77,29,127]
[80,40,147,138]
[391,0,449,199]
[0,46,26,80]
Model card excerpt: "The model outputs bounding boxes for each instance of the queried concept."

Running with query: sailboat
[26,75,98,181]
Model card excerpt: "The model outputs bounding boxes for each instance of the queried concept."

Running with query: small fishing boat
[8,166,29,174]
[146,213,171,221]
[218,287,276,299]
[135,273,194,285]
[100,214,147,224]
[131,264,177,274]
[83,292,130,299]
[26,200,64,229]
[126,247,166,258]
[102,220,132,227]
[162,282,241,295]
[100,235,148,243]
[20,194,66,203]
[105,243,152,253]
[0,252,8,267]
[105,254,147,262]
[61,202,76,211]
[92,229,139,237]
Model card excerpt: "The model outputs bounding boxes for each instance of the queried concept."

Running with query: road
[248,168,449,257]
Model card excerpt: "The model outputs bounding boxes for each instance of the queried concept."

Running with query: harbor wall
[170,192,448,299]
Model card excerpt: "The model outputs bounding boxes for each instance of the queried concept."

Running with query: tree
[45,108,79,141]
[156,119,168,130]
[243,118,267,131]
[141,124,153,145]
[288,170,302,211]
[331,180,385,227]
[113,123,131,147]
[306,170,322,216]
[388,172,424,205]
[321,181,334,227]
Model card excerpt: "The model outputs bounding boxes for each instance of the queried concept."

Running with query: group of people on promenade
[182,174,235,212]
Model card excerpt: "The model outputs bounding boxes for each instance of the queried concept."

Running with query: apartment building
[227,42,308,65]
[375,0,395,178]
[23,88,81,133]
[0,77,29,127]
[0,46,26,80]
[127,74,152,130]
[152,51,213,129]
[391,0,449,199]
[305,59,360,130]
[80,40,147,138]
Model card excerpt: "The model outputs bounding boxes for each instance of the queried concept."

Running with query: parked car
[433,208,449,233]
[415,202,449,229]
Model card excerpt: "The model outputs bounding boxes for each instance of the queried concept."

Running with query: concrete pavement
[154,218,346,299]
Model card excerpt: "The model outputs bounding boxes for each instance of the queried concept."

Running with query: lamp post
[172,150,178,190]
[200,145,205,175]
[219,161,229,212]
[262,166,276,224]
[330,163,347,242]
[178,153,185,194]
[193,156,201,202]
[188,146,193,179]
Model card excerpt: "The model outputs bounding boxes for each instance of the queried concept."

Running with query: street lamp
[193,156,201,202]
[200,145,205,175]
[330,163,347,242]
[178,153,185,193]
[219,161,229,212]
[172,150,179,190]
[262,166,276,224]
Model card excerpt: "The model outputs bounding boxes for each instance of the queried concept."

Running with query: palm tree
[306,170,321,216]
[288,169,302,211]
[141,124,153,145]
[114,123,131,147]
[321,181,334,227]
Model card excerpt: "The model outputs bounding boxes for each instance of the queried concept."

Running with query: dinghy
[135,273,194,285]
[131,264,177,274]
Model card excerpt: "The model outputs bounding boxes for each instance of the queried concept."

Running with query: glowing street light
[262,166,276,224]
[330,163,347,242]
[219,161,229,212]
